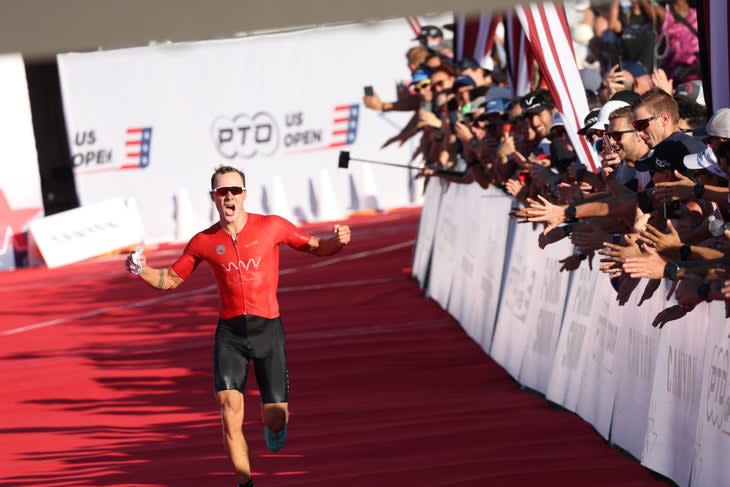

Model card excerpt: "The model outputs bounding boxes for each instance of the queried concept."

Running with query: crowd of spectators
[363,0,730,328]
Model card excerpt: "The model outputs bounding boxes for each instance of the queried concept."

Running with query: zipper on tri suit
[232,234,246,315]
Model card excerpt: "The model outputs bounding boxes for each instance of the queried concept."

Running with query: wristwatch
[679,244,691,261]
[564,205,578,221]
[611,233,621,244]
[693,183,706,199]
[664,261,680,280]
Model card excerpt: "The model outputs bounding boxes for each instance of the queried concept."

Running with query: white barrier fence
[413,181,730,487]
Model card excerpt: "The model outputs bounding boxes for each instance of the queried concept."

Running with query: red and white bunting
[515,2,599,171]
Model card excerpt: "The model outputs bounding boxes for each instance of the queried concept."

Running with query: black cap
[636,138,693,173]
[577,108,601,135]
[520,90,554,115]
[610,89,641,106]
[413,25,443,41]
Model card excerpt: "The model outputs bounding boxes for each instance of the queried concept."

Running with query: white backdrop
[0,53,43,270]
[57,20,423,243]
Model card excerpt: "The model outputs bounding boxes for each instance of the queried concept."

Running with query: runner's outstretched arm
[125,249,185,290]
[304,225,351,256]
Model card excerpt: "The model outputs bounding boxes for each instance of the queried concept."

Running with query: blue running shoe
[263,426,288,452]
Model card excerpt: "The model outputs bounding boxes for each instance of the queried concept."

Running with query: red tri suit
[171,213,311,319]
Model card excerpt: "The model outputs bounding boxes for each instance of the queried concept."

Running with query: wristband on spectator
[693,183,706,199]
[564,205,578,222]
[679,244,691,261]
[611,233,621,244]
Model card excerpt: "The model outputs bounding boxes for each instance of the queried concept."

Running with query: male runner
[125,165,351,487]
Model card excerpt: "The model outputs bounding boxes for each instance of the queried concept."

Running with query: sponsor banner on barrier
[447,186,512,351]
[426,183,462,310]
[691,302,730,487]
[610,283,664,458]
[0,53,43,270]
[28,198,144,268]
[545,264,601,411]
[518,237,573,394]
[411,179,443,288]
[574,275,625,439]
[57,20,421,243]
[490,222,542,377]
[641,300,710,486]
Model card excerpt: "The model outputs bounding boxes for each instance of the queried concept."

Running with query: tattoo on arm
[157,269,165,290]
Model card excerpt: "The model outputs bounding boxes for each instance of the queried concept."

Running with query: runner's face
[211,172,247,224]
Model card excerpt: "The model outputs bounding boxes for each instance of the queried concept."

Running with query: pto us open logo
[212,112,279,159]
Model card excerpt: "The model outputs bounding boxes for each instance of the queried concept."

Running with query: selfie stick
[338,151,420,170]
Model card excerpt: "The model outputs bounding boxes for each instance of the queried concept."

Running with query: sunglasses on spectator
[606,129,637,141]
[586,129,604,139]
[212,186,246,197]
[414,80,431,91]
[631,114,660,131]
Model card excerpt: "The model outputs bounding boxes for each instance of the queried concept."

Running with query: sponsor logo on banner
[705,344,730,434]
[666,345,701,402]
[211,103,359,160]
[73,126,153,173]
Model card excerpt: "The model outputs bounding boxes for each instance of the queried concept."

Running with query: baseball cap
[693,108,730,139]
[456,57,480,71]
[411,68,431,84]
[484,97,510,115]
[622,60,649,79]
[636,137,694,173]
[413,25,443,41]
[675,80,705,107]
[578,108,601,135]
[589,100,630,131]
[452,75,476,90]
[683,147,727,179]
[520,90,554,115]
[610,89,641,106]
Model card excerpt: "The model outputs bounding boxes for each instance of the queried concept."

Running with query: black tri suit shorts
[213,314,289,404]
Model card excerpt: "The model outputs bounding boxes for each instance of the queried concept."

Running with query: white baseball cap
[683,147,727,179]
[694,108,730,139]
[589,100,630,131]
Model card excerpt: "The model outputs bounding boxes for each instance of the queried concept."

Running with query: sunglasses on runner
[606,129,637,142]
[631,114,660,131]
[212,186,245,197]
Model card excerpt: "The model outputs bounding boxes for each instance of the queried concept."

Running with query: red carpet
[0,208,667,486]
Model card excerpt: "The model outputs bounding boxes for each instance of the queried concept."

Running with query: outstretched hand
[651,305,688,329]
[623,244,667,280]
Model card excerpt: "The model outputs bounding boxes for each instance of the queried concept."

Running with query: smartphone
[364,86,374,97]
[602,134,615,154]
